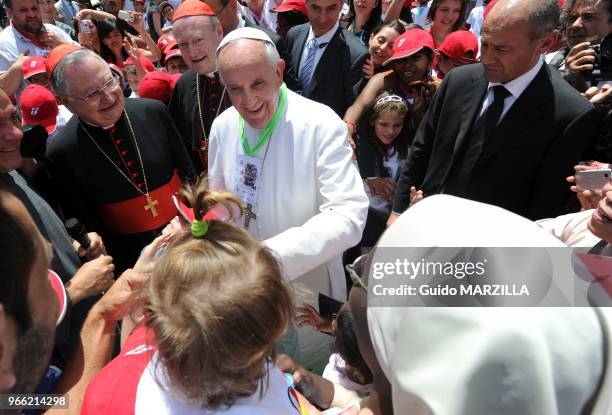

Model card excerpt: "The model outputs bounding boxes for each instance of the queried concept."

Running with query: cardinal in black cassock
[45,45,195,272]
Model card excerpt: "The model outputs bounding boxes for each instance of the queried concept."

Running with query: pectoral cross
[244,203,257,229]
[144,194,159,218]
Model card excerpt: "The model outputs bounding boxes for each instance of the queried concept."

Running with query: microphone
[65,218,91,251]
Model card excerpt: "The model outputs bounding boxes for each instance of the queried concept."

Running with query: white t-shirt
[323,353,372,396]
[82,326,302,415]
[48,104,73,144]
[0,24,74,72]
[239,1,278,32]
[411,5,430,28]
[466,6,484,37]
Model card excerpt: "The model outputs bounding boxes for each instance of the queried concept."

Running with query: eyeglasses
[70,75,120,103]
[345,253,371,292]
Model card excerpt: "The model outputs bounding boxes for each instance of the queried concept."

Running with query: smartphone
[79,19,91,33]
[575,169,612,191]
[20,124,48,158]
[117,10,135,23]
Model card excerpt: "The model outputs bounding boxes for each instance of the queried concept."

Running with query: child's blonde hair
[146,180,294,408]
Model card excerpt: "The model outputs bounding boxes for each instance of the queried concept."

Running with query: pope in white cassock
[208,28,368,367]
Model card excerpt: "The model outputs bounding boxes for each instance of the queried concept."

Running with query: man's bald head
[481,0,558,82]
[486,0,560,40]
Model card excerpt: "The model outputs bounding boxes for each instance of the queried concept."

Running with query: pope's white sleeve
[207,121,225,191]
[264,119,368,279]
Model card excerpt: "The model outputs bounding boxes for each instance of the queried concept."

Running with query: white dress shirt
[478,57,544,122]
[298,21,339,80]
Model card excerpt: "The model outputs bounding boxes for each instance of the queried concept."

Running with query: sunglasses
[345,253,372,292]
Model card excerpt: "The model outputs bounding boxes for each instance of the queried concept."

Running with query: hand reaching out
[295,303,333,333]
[133,233,172,274]
[410,186,424,206]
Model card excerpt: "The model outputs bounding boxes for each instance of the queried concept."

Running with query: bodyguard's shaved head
[481,0,558,82]
[486,0,560,40]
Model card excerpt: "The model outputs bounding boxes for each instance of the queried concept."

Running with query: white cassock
[208,88,368,367]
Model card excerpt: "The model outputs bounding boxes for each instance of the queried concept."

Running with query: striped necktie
[299,38,319,90]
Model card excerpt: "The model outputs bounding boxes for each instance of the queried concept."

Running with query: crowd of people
[1,0,612,412]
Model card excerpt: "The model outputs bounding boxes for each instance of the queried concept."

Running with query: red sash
[96,170,181,234]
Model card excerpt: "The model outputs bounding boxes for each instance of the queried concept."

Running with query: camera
[117,10,135,23]
[20,124,48,159]
[586,33,612,83]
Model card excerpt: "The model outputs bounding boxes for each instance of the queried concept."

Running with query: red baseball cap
[172,0,215,23]
[383,29,434,66]
[19,84,59,134]
[22,56,47,80]
[165,48,183,62]
[48,270,68,326]
[138,71,175,102]
[437,30,479,63]
[272,0,307,15]
[164,40,183,61]
[157,33,176,51]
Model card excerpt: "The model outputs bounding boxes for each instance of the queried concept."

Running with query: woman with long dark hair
[362,19,405,78]
[341,0,383,44]
[95,13,161,67]
[426,0,467,48]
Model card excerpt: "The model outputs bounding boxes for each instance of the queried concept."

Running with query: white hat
[216,27,275,55]
[365,195,612,415]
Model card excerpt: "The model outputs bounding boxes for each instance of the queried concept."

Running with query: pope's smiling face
[219,39,285,129]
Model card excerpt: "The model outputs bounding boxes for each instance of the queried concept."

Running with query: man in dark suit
[389,0,601,225]
[285,0,368,117]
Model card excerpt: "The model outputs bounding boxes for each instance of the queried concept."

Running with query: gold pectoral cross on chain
[244,203,257,228]
[144,194,159,218]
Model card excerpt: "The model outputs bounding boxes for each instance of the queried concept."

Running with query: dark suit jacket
[285,23,368,117]
[244,18,302,93]
[392,63,601,221]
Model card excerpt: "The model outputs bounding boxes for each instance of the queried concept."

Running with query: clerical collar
[81,119,116,130]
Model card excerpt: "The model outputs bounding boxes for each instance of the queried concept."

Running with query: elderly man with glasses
[45,45,195,272]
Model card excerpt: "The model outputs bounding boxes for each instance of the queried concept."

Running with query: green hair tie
[191,219,208,238]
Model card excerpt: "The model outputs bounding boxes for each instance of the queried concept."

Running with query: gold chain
[78,110,151,197]
[195,73,227,144]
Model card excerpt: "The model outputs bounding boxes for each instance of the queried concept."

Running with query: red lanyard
[12,22,47,49]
